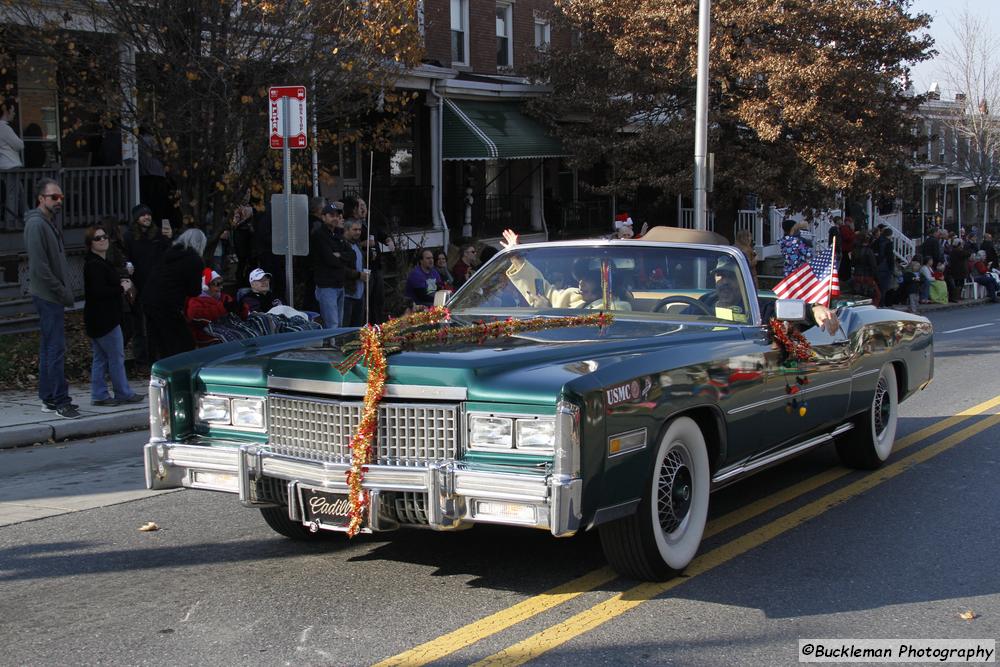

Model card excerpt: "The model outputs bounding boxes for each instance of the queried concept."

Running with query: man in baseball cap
[238,268,281,318]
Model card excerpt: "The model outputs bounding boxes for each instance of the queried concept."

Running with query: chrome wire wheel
[649,417,710,571]
[657,447,693,535]
[870,364,898,462]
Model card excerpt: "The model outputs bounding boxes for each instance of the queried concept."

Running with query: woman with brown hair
[84,225,144,406]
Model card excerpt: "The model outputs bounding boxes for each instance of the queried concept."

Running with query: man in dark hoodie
[141,229,206,361]
[124,204,171,362]
[24,178,79,418]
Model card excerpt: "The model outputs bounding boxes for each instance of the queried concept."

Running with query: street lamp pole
[693,0,711,231]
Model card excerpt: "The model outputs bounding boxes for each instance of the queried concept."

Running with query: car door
[738,318,853,455]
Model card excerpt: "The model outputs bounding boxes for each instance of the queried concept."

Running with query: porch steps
[0,282,21,300]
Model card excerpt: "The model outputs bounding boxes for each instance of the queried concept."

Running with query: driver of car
[690,256,751,323]
[689,255,840,334]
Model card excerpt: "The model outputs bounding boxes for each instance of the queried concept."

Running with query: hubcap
[873,377,890,438]
[658,447,692,534]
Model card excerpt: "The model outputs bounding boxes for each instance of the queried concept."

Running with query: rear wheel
[836,363,898,469]
[599,416,710,581]
[259,506,340,540]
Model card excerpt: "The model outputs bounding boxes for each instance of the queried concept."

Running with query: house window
[16,55,60,168]
[534,19,551,50]
[496,3,513,68]
[450,0,469,66]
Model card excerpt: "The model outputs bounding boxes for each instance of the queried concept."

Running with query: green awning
[442,98,566,161]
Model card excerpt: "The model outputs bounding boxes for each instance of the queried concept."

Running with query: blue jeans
[315,286,344,329]
[33,296,70,407]
[90,325,137,401]
[343,296,364,327]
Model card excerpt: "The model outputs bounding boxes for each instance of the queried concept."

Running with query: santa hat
[202,268,221,292]
[613,212,634,231]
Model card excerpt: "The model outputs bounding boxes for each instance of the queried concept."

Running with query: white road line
[940,323,994,334]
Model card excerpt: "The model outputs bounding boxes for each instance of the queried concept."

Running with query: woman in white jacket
[0,97,24,227]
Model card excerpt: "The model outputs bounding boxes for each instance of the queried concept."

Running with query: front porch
[0,163,136,295]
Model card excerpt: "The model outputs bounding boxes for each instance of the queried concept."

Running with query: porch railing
[1,164,135,230]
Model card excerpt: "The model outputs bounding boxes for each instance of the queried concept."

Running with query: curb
[0,408,148,450]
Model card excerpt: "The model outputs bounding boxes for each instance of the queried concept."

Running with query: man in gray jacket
[24,178,79,418]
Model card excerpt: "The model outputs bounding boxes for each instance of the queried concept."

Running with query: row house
[320,0,605,251]
[0,1,608,301]
[909,84,1000,238]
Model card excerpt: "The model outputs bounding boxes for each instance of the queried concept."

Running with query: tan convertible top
[639,226,729,245]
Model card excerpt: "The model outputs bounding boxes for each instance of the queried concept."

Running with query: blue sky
[908,0,998,94]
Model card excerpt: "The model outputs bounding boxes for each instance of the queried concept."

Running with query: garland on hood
[334,306,614,536]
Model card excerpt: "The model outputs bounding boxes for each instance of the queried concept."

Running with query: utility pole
[693,0,711,231]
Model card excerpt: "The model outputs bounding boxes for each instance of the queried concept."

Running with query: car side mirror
[774,299,807,321]
[433,290,450,307]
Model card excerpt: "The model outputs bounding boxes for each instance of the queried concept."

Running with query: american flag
[773,245,840,306]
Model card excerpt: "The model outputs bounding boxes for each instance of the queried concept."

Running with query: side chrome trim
[711,422,854,489]
[851,368,880,379]
[267,376,468,401]
[727,377,853,415]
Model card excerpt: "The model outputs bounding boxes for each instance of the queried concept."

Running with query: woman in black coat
[84,225,143,406]
[142,229,206,361]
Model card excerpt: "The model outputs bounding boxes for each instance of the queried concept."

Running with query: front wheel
[836,363,899,469]
[599,416,711,581]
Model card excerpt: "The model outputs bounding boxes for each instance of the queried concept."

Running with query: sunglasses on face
[92,234,108,241]
[210,280,223,286]
[43,194,64,202]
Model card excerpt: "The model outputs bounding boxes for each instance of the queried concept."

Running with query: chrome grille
[267,394,459,466]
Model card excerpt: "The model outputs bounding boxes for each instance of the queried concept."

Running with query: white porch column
[119,44,140,207]
[427,81,446,247]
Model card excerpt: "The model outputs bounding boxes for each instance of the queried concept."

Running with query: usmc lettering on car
[607,380,642,406]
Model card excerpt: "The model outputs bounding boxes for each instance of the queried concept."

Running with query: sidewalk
[0,386,149,450]
[0,296,991,451]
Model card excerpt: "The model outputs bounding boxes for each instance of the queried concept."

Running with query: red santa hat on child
[613,212,634,231]
[202,268,221,292]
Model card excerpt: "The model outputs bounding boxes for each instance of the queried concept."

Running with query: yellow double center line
[376,395,1000,667]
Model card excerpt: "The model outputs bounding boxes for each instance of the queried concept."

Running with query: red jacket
[185,293,234,344]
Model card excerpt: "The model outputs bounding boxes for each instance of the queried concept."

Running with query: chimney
[927,82,940,100]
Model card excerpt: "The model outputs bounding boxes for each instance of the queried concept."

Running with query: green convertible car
[144,227,933,581]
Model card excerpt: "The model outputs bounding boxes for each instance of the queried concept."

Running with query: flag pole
[827,236,837,306]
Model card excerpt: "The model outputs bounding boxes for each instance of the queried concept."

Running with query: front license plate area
[298,486,355,532]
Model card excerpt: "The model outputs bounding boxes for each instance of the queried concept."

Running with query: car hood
[194,317,746,404]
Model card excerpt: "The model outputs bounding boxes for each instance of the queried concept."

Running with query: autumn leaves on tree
[0,0,424,237]
[531,0,934,216]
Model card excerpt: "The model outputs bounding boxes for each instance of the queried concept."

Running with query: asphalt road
[2,304,999,666]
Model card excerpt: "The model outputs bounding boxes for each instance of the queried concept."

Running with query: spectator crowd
[20,179,492,418]
[778,215,999,312]
[21,173,997,420]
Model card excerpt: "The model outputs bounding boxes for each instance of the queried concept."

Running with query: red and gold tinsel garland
[336,307,613,536]
[768,317,814,362]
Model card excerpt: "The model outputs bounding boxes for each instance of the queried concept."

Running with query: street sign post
[270,194,310,256]
[269,85,307,306]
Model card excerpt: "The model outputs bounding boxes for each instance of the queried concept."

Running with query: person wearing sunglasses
[186,268,235,346]
[23,178,79,418]
[84,225,144,407]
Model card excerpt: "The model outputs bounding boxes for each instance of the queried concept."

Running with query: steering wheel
[652,294,713,315]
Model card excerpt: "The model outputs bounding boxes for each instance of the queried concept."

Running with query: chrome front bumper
[144,440,582,537]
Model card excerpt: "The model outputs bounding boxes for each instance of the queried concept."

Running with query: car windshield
[449,243,755,324]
